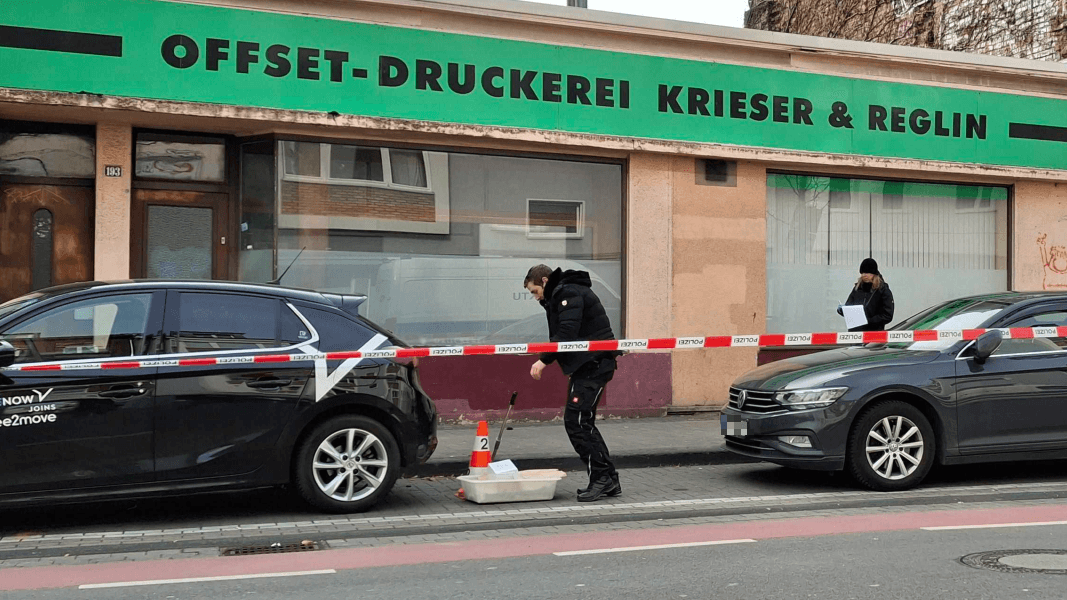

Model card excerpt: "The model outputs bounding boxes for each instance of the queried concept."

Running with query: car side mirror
[972,330,1003,364]
[0,341,15,368]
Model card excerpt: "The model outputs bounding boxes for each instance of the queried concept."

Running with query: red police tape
[4,325,1067,372]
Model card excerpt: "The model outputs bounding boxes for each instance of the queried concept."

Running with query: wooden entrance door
[131,189,229,280]
[0,183,94,303]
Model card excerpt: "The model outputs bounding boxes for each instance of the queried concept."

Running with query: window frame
[525,198,586,240]
[280,142,433,193]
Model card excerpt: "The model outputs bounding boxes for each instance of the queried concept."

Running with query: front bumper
[720,406,847,471]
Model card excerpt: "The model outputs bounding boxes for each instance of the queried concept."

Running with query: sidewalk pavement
[417,412,753,477]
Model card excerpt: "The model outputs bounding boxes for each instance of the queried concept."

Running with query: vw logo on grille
[737,390,747,409]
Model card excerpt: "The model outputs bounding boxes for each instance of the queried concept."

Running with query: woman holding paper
[837,258,895,332]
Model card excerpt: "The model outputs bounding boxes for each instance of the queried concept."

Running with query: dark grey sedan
[722,291,1067,491]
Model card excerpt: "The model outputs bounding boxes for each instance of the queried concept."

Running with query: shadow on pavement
[727,458,1067,493]
[0,487,314,537]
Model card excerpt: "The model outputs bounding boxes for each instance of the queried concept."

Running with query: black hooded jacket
[843,280,895,332]
[538,268,617,376]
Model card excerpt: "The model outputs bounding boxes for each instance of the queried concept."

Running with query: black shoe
[577,476,622,497]
[577,477,621,502]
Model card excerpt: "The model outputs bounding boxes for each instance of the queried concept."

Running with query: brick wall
[528,210,576,230]
[280,180,436,222]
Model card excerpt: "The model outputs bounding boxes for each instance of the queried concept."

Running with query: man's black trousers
[565,356,618,483]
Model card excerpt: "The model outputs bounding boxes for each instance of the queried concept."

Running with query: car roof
[940,290,1067,309]
[20,280,340,306]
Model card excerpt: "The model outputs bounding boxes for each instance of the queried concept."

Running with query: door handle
[247,378,292,389]
[99,386,148,399]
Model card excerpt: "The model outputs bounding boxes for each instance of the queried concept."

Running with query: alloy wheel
[864,415,924,481]
[312,428,389,502]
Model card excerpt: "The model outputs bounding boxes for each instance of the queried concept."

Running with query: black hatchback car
[0,280,437,513]
[722,291,1067,491]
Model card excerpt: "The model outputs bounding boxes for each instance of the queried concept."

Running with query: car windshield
[884,298,1010,351]
[0,293,43,322]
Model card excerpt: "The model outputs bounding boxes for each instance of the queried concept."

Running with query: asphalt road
[5,504,1067,598]
[3,458,1067,541]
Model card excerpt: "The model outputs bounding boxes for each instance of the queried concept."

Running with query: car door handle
[99,386,149,399]
[246,378,292,389]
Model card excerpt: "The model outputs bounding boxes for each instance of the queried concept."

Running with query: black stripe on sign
[0,25,122,57]
[1008,122,1067,144]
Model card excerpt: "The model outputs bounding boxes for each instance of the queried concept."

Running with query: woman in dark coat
[838,258,895,332]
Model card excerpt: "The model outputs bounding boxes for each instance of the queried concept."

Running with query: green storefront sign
[2,0,1066,170]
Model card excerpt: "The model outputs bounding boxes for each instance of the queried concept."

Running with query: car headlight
[774,387,848,410]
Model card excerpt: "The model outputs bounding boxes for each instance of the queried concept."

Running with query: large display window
[767,174,1009,333]
[240,141,623,346]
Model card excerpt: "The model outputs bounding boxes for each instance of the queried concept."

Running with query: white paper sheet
[841,304,868,330]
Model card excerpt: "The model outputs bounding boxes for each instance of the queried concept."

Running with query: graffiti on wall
[1038,233,1067,290]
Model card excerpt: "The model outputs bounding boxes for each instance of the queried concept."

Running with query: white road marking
[921,520,1067,531]
[78,569,336,589]
[553,538,755,556]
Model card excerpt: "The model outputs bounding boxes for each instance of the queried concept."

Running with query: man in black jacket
[524,264,621,502]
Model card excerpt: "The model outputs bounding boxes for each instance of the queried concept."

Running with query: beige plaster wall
[625,154,672,339]
[94,123,132,280]
[1013,181,1067,292]
[670,158,766,407]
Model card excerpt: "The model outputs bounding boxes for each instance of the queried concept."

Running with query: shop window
[135,133,225,182]
[527,199,584,239]
[245,145,623,347]
[766,174,1008,334]
[0,132,94,178]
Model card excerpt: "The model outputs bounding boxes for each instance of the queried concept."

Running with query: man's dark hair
[524,264,553,287]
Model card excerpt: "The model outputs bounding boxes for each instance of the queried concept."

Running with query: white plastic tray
[457,469,567,504]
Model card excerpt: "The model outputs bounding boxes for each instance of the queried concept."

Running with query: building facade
[2,0,1066,421]
[746,0,1067,62]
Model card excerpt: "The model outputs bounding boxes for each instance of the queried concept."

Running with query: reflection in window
[995,311,1067,353]
[527,199,584,239]
[174,293,279,352]
[0,294,152,363]
[767,174,1009,334]
[283,141,321,177]
[31,209,53,291]
[252,147,623,347]
[389,149,427,187]
[0,132,95,178]
[331,145,384,181]
[281,142,427,189]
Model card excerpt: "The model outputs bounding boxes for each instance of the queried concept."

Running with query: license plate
[721,414,748,437]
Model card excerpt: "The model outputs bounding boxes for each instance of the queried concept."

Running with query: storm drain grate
[221,540,324,557]
[961,550,1067,574]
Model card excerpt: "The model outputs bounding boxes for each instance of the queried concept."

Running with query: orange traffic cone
[456,420,492,501]
[469,420,491,475]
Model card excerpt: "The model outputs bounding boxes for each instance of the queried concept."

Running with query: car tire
[294,415,401,513]
[846,400,935,492]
